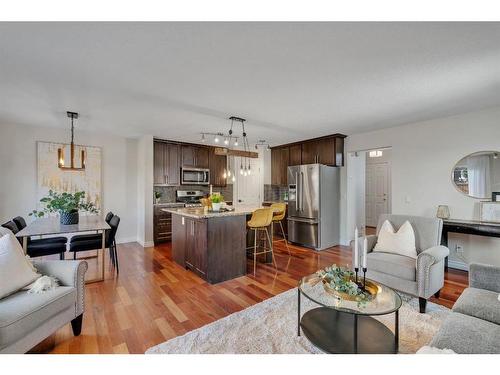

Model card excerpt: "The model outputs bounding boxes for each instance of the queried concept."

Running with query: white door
[365,163,389,227]
[234,156,262,207]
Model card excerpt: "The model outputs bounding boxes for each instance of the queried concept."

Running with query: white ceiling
[1,22,500,146]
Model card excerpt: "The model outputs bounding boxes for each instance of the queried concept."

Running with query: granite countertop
[154,202,185,207]
[162,205,261,219]
[262,201,288,205]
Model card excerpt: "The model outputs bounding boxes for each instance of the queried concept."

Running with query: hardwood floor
[39,240,467,354]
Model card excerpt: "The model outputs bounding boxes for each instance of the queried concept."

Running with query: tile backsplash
[263,184,288,202]
[154,184,234,204]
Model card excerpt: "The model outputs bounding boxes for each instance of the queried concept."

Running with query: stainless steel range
[176,190,205,207]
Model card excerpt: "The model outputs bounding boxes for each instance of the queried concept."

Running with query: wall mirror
[452,151,500,200]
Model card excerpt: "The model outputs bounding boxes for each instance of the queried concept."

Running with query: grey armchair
[352,214,449,313]
[0,260,87,353]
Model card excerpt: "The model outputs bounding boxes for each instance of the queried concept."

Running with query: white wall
[136,135,154,247]
[344,105,500,268]
[0,123,138,244]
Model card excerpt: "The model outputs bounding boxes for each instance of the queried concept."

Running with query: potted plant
[210,193,224,211]
[154,191,162,204]
[30,190,99,225]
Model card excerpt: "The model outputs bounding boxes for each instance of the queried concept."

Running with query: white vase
[212,202,221,211]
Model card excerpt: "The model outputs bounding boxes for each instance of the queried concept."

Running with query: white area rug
[146,288,449,354]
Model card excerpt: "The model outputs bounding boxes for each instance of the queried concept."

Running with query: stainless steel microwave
[181,167,210,185]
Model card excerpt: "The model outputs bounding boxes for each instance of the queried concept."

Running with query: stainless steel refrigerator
[287,164,340,250]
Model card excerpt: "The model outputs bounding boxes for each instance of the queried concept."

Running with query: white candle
[362,237,368,269]
[354,227,359,268]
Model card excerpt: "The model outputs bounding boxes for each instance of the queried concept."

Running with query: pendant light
[58,111,85,171]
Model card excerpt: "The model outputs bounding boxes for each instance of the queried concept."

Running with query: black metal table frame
[297,288,399,354]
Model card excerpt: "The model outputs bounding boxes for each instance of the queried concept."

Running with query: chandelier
[58,111,86,171]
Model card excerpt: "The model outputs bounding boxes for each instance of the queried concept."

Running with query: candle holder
[362,267,367,290]
[354,267,359,284]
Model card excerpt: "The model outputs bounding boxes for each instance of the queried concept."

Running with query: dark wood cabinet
[181,145,196,167]
[271,146,289,186]
[289,144,302,166]
[317,137,335,165]
[153,141,166,185]
[271,134,346,179]
[184,217,208,278]
[154,206,173,244]
[181,145,209,168]
[335,137,345,167]
[209,147,227,187]
[171,214,246,283]
[154,141,181,185]
[300,141,318,164]
[301,136,344,166]
[196,147,209,168]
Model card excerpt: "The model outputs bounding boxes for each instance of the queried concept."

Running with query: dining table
[15,215,110,283]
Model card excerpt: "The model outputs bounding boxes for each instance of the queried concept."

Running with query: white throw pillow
[373,220,418,259]
[0,233,41,299]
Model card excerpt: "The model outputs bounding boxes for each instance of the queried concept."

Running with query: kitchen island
[163,206,262,283]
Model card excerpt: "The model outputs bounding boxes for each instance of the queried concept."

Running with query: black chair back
[13,216,27,230]
[105,211,114,223]
[1,220,19,234]
[107,215,120,247]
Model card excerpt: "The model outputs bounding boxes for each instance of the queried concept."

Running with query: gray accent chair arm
[469,263,500,293]
[32,260,88,316]
[350,235,378,268]
[417,245,449,297]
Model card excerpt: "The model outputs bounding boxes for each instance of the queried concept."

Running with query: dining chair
[3,218,67,259]
[247,208,277,275]
[69,214,120,273]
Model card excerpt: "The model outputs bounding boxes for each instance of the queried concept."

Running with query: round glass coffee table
[298,273,402,354]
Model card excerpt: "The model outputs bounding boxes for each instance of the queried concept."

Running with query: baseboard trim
[116,237,138,245]
[447,259,468,271]
[137,240,155,248]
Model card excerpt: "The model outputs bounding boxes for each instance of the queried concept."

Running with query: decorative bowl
[322,277,378,301]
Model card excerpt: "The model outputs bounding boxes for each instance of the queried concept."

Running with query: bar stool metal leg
[279,221,291,255]
[253,229,257,275]
[265,227,278,269]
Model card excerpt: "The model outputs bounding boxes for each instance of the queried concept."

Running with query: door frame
[344,147,392,245]
[365,160,392,227]
[233,153,264,206]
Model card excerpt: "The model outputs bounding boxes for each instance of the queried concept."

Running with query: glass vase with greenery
[30,190,99,225]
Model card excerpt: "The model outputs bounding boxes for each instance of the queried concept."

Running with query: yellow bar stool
[270,203,291,255]
[247,208,277,275]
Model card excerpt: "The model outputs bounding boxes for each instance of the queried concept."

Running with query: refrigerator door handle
[287,217,319,224]
[295,171,299,211]
[300,171,304,212]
